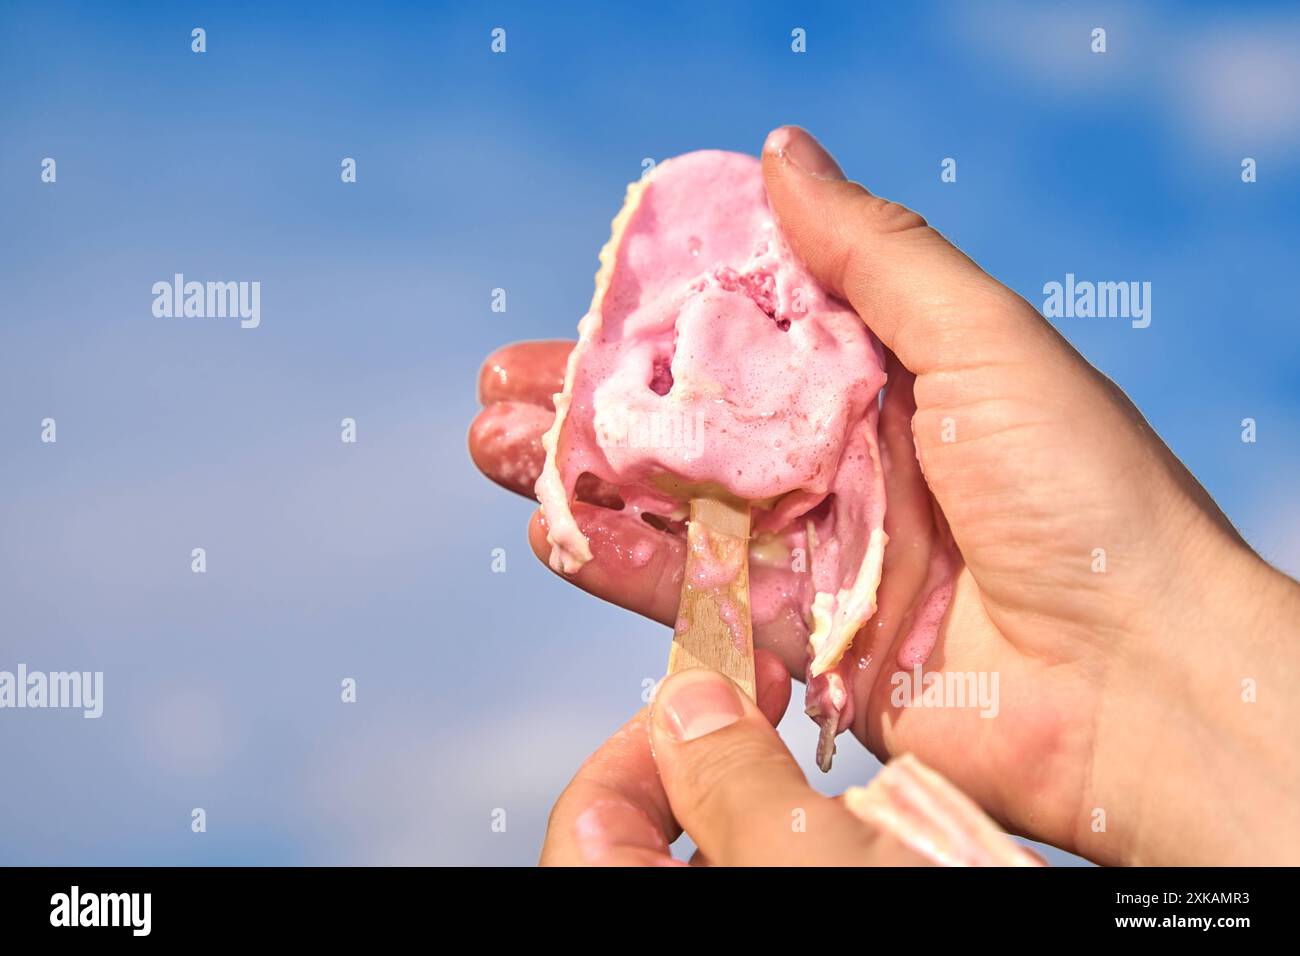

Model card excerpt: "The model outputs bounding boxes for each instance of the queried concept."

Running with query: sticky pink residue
[685,527,741,589]
[628,537,655,569]
[896,526,958,669]
[718,598,745,652]
[897,579,953,668]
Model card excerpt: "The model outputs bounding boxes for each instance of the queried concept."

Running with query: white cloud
[952,2,1300,159]
[1175,26,1300,152]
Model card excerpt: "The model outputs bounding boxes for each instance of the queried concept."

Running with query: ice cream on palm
[537,150,888,769]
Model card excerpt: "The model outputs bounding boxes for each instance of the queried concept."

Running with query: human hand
[755,126,1300,866]
[540,654,1039,866]
[469,126,1300,866]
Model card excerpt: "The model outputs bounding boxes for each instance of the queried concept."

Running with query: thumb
[649,669,1037,866]
[649,668,927,865]
[761,125,1065,379]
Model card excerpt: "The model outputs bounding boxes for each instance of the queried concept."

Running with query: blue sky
[1,1,1297,865]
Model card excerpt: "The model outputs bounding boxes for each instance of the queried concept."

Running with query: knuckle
[858,194,930,235]
[829,191,932,295]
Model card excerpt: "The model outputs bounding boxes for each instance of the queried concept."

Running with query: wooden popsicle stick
[668,495,755,701]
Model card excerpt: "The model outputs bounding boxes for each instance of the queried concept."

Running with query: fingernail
[844,754,1043,867]
[764,126,845,181]
[653,669,745,742]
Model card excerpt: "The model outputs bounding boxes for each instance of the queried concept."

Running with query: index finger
[540,651,792,866]
[477,339,573,408]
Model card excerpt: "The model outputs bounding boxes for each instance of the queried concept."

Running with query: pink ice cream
[536,150,890,769]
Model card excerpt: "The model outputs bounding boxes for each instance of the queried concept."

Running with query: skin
[541,653,1036,866]
[470,126,1300,866]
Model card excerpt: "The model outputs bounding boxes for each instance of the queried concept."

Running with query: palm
[856,304,1235,858]
[844,351,1113,850]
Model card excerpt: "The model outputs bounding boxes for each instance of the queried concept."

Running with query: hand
[758,126,1300,865]
[470,126,1300,866]
[540,654,1039,866]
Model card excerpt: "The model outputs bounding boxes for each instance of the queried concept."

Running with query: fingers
[545,664,1034,866]
[753,648,794,725]
[844,352,945,680]
[761,126,1062,379]
[877,352,938,609]
[649,669,933,865]
[540,711,679,867]
[760,124,1106,574]
[468,400,553,498]
[470,340,569,498]
[476,339,572,408]
[529,504,684,626]
[471,339,625,506]
[540,651,790,866]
